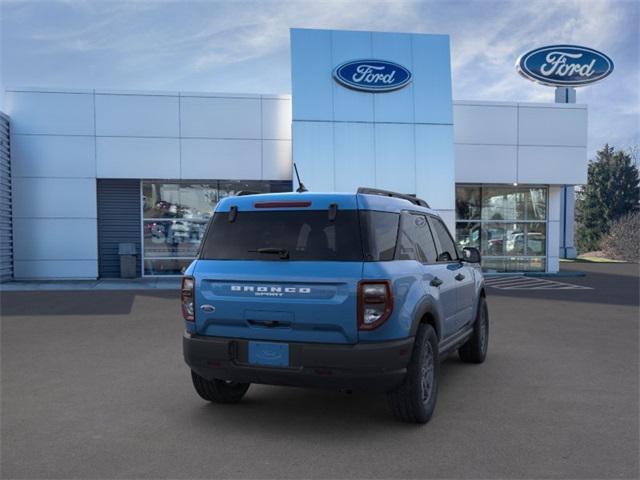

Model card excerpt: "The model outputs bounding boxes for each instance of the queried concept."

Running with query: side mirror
[462,247,481,264]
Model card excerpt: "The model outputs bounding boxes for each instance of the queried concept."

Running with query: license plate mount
[248,341,289,368]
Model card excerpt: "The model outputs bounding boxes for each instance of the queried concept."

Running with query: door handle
[455,273,465,281]
[430,277,443,287]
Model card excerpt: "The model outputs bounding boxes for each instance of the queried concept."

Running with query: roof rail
[357,187,430,208]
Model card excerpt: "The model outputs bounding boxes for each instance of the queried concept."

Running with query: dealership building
[0,28,588,280]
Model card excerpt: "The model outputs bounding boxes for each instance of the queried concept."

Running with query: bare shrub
[601,211,640,262]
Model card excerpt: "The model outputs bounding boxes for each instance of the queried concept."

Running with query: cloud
[1,0,638,155]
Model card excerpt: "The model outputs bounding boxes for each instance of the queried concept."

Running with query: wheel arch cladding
[411,306,441,340]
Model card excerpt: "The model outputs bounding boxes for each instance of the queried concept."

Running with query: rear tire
[191,371,250,404]
[458,296,489,364]
[386,324,439,424]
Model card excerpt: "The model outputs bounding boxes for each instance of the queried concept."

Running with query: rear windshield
[199,209,400,262]
[200,210,363,261]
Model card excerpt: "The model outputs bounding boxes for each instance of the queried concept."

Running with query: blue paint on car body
[182,190,488,422]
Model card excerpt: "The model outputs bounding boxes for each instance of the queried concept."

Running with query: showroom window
[456,185,547,272]
[142,180,291,275]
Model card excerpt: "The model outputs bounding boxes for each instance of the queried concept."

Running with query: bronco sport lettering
[230,285,311,294]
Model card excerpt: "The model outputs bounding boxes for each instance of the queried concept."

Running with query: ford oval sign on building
[516,45,613,87]
[333,59,412,92]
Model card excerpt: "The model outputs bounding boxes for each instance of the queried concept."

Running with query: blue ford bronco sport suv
[182,188,488,423]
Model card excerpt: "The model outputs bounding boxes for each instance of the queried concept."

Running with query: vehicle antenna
[293,163,308,193]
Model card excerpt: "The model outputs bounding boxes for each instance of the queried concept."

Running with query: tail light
[358,281,393,330]
[181,276,195,322]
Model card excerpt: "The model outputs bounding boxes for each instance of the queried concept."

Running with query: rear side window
[200,210,363,261]
[397,213,438,263]
[360,211,400,261]
[428,217,458,262]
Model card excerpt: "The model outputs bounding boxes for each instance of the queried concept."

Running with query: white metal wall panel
[13,218,97,262]
[291,122,334,191]
[181,139,261,179]
[547,256,560,273]
[291,28,454,205]
[518,146,587,184]
[262,140,292,180]
[95,93,179,138]
[518,105,587,147]
[12,178,96,218]
[415,124,455,210]
[547,218,560,273]
[412,35,453,125]
[262,98,292,140]
[374,124,415,193]
[372,32,414,123]
[452,101,588,186]
[548,185,562,222]
[437,210,456,236]
[331,30,374,122]
[14,260,97,279]
[454,144,518,184]
[96,137,180,178]
[290,29,333,121]
[11,135,96,178]
[5,91,94,135]
[333,122,375,192]
[3,88,293,279]
[453,103,518,145]
[180,96,261,139]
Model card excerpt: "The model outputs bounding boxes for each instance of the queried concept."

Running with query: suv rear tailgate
[194,260,362,344]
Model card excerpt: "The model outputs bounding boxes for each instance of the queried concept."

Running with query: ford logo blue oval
[333,59,412,92]
[516,45,613,87]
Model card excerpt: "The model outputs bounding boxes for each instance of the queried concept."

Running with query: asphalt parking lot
[1,262,638,479]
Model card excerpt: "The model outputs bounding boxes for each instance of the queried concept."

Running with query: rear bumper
[183,333,414,392]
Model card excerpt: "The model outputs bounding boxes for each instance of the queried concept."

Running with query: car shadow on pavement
[180,357,470,435]
[0,290,178,316]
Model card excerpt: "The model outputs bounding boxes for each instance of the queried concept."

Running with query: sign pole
[555,86,578,260]
[554,86,576,104]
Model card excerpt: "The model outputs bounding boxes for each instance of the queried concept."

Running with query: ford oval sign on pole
[516,45,613,87]
[333,59,412,92]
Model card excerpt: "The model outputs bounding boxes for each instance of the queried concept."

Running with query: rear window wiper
[248,247,290,260]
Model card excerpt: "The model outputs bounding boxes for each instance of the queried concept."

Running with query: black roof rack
[357,187,430,208]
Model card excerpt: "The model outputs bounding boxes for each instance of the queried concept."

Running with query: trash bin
[118,243,137,279]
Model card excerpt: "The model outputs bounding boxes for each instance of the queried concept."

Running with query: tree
[576,144,640,253]
[601,211,640,262]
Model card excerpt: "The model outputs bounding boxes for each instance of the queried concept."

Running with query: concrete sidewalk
[0,266,596,292]
[0,277,181,292]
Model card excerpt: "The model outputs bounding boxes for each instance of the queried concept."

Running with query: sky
[1,0,638,159]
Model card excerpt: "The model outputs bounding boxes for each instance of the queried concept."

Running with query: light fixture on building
[513,182,519,186]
